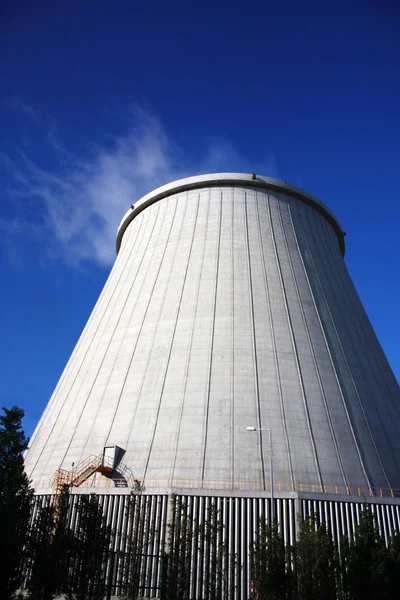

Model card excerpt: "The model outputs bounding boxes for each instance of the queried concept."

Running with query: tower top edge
[116,173,345,255]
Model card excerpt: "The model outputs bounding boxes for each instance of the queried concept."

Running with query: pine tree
[65,493,112,600]
[0,405,33,599]
[251,517,289,600]
[336,533,351,600]
[164,497,235,600]
[24,497,55,600]
[164,495,193,600]
[346,504,390,600]
[295,515,337,600]
[25,484,73,600]
[314,523,339,600]
[120,480,148,600]
[202,502,235,600]
[387,531,400,599]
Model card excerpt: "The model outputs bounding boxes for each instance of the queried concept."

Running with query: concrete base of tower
[32,487,400,600]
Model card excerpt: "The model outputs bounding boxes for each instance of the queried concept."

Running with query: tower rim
[116,172,345,255]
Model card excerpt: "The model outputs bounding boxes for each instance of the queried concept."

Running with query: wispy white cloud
[8,95,42,125]
[2,104,279,267]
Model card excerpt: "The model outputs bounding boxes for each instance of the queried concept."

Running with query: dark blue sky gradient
[0,0,399,436]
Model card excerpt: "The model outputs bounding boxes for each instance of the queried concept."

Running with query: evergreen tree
[202,502,235,600]
[387,531,400,598]
[25,485,73,600]
[24,497,55,600]
[346,504,390,600]
[336,533,351,600]
[164,497,235,600]
[251,518,290,600]
[164,495,193,600]
[65,493,112,600]
[295,515,337,600]
[120,481,148,600]
[0,405,33,599]
[314,522,339,600]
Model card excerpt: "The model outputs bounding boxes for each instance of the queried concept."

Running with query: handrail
[52,454,114,491]
[34,473,400,498]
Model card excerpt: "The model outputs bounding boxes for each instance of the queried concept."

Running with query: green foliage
[23,485,112,600]
[344,504,395,600]
[387,532,400,598]
[25,498,57,600]
[251,505,400,600]
[1,417,400,600]
[202,502,235,600]
[120,481,148,600]
[0,405,33,599]
[295,516,338,600]
[65,493,112,600]
[24,485,73,600]
[164,495,193,600]
[164,496,235,600]
[251,518,292,600]
[335,533,351,600]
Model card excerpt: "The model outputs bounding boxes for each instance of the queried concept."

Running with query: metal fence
[32,490,400,600]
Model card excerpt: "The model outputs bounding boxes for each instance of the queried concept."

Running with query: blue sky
[0,0,399,437]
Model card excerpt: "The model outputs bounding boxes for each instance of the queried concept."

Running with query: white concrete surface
[25,174,400,493]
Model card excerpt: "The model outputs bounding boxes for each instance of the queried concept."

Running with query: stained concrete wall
[25,174,400,492]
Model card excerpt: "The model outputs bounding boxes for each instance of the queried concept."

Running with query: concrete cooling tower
[25,173,400,598]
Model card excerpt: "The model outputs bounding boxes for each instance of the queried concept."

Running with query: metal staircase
[53,454,114,491]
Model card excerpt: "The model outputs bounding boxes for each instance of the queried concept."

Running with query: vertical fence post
[159,554,166,600]
[106,550,116,600]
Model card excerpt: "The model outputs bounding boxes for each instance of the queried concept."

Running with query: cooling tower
[25,173,400,494]
[25,173,400,599]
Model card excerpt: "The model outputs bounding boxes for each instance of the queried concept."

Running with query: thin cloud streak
[2,105,279,267]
